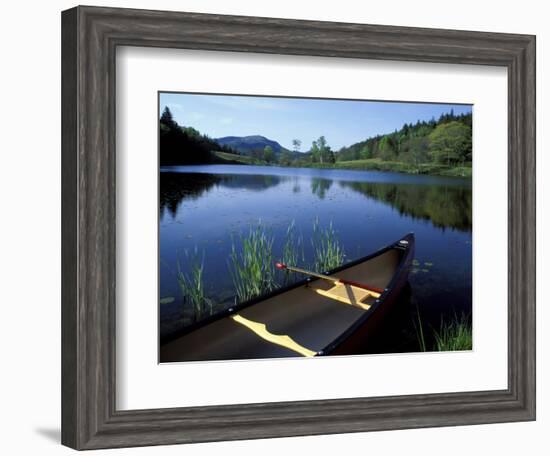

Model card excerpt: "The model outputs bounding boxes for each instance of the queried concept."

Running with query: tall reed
[413,302,427,352]
[433,313,472,351]
[176,249,212,323]
[280,220,304,283]
[413,307,472,352]
[229,222,275,303]
[312,218,345,272]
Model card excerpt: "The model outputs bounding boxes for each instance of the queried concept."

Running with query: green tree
[183,126,201,139]
[292,139,302,154]
[310,136,335,164]
[263,145,275,163]
[310,140,321,163]
[407,136,430,169]
[428,121,472,166]
[251,148,264,161]
[325,147,336,164]
[378,136,396,161]
[160,106,180,131]
[279,150,292,166]
[360,144,372,159]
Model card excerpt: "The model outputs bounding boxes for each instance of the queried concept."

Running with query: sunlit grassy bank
[213,152,472,178]
[305,159,472,178]
[212,151,266,165]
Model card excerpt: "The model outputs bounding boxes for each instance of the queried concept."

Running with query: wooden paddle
[275,262,384,294]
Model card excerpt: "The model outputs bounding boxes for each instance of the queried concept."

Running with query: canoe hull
[160,233,415,362]
[325,236,414,355]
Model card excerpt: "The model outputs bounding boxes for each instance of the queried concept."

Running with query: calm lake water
[159,165,472,353]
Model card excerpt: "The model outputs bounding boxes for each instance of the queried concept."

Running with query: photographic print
[158,92,472,363]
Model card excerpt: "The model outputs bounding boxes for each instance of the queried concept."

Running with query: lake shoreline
[209,151,472,178]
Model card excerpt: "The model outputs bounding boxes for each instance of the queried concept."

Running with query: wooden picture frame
[61,5,536,450]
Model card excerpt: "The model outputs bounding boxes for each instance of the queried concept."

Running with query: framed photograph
[61,5,535,450]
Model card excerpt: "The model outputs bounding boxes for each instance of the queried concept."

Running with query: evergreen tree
[263,145,275,163]
[292,139,302,154]
[160,106,177,129]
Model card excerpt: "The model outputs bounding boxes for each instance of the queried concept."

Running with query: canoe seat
[307,282,378,310]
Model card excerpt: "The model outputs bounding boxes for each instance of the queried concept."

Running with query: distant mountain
[215,135,290,156]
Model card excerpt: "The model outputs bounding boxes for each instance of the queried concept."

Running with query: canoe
[160,233,415,362]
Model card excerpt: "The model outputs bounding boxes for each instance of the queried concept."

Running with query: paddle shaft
[276,263,384,294]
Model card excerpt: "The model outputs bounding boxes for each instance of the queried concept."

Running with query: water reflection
[160,171,471,231]
[160,172,222,218]
[310,178,333,199]
[339,181,472,231]
[160,172,286,218]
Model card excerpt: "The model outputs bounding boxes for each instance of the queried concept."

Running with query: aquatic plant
[413,308,472,352]
[280,220,305,284]
[176,249,212,323]
[433,313,472,351]
[229,222,276,303]
[312,218,345,272]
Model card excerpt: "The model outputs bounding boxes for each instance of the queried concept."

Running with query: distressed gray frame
[61,5,536,450]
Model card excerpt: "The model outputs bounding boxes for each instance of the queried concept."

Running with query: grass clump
[413,307,472,352]
[280,220,305,283]
[229,222,275,303]
[433,314,472,351]
[312,218,345,272]
[176,249,212,323]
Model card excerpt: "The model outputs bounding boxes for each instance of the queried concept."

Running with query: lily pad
[160,296,175,305]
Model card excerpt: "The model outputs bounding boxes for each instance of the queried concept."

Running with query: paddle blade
[275,262,287,270]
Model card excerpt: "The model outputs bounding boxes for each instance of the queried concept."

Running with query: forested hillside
[336,111,472,168]
[159,107,239,165]
[159,105,472,176]
[216,135,289,159]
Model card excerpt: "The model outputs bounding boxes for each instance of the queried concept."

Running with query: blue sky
[160,92,472,151]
